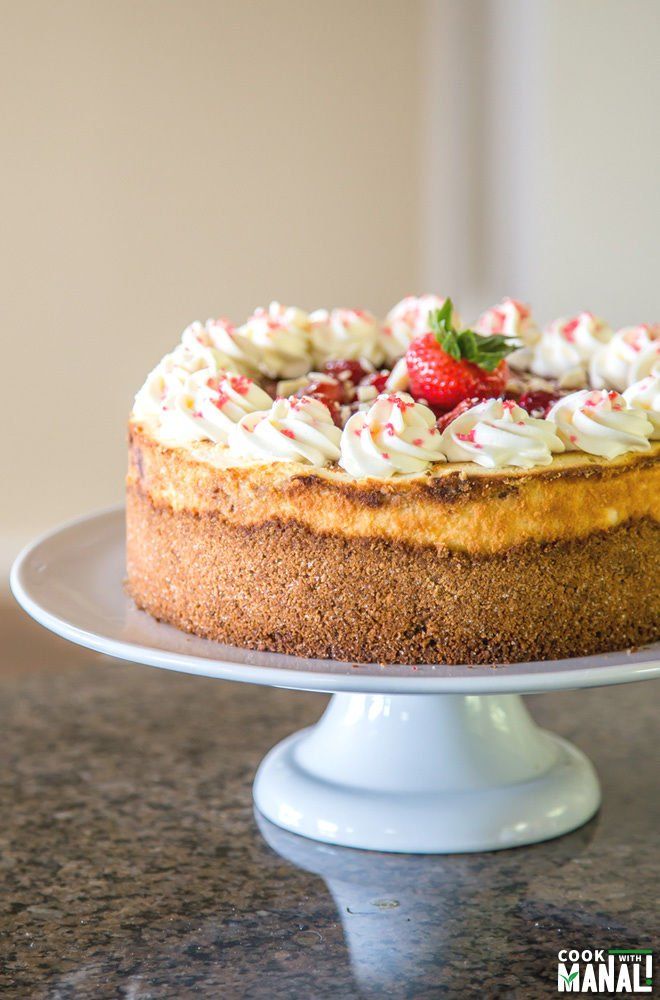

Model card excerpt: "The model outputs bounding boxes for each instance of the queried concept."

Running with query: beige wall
[422,0,660,324]
[4,0,660,581]
[1,0,422,570]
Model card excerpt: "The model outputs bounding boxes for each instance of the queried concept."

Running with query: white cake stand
[11,507,660,854]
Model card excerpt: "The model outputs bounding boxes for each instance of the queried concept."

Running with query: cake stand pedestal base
[253,692,600,853]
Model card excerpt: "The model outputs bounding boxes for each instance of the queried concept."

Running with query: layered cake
[127,297,660,664]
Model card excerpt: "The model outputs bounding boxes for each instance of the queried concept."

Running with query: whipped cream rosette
[474,298,540,371]
[181,318,261,377]
[381,294,459,363]
[132,346,215,421]
[530,312,612,380]
[441,398,564,469]
[240,302,313,378]
[152,319,261,379]
[229,395,341,467]
[310,308,384,368]
[132,362,183,421]
[623,375,660,439]
[547,388,653,458]
[589,324,660,391]
[629,340,660,385]
[138,369,272,445]
[339,392,446,478]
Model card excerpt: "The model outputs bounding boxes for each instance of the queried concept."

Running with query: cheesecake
[126,298,660,664]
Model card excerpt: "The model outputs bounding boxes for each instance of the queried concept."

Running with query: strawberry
[322,359,369,385]
[517,389,563,419]
[435,397,485,432]
[405,299,515,411]
[295,376,345,425]
[359,370,389,394]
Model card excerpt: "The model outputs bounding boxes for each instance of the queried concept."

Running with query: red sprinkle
[510,299,530,319]
[211,316,235,332]
[228,374,251,395]
[281,428,295,439]
[212,392,229,410]
[491,308,507,331]
[387,394,413,412]
[562,317,580,342]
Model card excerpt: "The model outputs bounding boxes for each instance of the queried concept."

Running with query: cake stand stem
[253,692,600,853]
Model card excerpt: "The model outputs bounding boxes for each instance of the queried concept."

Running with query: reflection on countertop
[1,604,658,998]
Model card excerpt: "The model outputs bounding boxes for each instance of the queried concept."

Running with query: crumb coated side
[126,483,660,665]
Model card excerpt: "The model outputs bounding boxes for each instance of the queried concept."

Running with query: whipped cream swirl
[229,395,341,466]
[181,318,261,377]
[474,298,540,371]
[133,363,181,421]
[530,312,612,380]
[441,398,564,469]
[310,308,384,367]
[134,368,272,445]
[240,302,313,378]
[629,340,660,385]
[589,324,660,391]
[147,338,249,383]
[623,375,660,439]
[381,294,458,363]
[132,346,210,421]
[339,392,446,478]
[547,389,652,458]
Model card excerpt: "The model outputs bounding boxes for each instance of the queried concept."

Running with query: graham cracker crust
[126,484,660,665]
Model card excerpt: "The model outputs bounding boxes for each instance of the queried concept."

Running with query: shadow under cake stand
[11,507,660,854]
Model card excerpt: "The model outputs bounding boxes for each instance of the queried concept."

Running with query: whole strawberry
[406,299,516,411]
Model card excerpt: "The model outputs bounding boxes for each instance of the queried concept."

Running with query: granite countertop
[1,604,658,999]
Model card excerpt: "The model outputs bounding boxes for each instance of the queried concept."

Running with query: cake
[126,297,660,664]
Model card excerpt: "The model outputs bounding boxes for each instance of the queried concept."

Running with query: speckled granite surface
[1,606,658,999]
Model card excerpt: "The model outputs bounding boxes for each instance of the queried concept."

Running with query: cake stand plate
[11,507,660,853]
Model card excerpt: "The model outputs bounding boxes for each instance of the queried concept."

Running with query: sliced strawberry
[435,397,485,432]
[322,359,369,385]
[517,389,563,419]
[295,376,345,425]
[359,370,389,394]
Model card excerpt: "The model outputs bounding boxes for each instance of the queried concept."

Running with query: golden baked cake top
[129,296,660,486]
